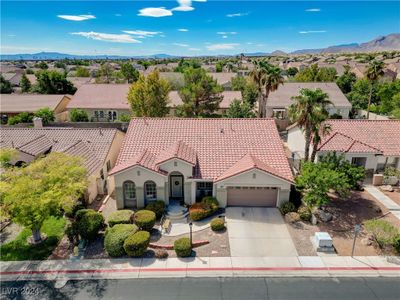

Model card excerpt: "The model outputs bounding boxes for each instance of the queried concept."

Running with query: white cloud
[7,34,16,37]
[226,12,249,18]
[173,43,189,47]
[305,8,321,12]
[217,31,237,35]
[138,7,173,17]
[178,28,189,32]
[122,30,162,37]
[299,30,327,34]
[206,43,239,51]
[172,0,194,12]
[71,31,141,43]
[189,48,201,51]
[57,14,96,21]
[222,36,227,39]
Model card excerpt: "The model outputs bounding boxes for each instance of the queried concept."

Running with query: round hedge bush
[75,209,104,241]
[279,202,296,215]
[123,231,150,257]
[145,201,166,219]
[108,210,133,227]
[134,210,156,231]
[394,236,400,254]
[104,224,138,257]
[210,218,225,231]
[174,237,192,257]
[297,206,312,222]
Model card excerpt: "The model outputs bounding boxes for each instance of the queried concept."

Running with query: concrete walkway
[226,207,298,257]
[365,185,400,220]
[1,256,399,281]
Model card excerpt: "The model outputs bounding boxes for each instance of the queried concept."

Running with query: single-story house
[287,120,400,173]
[0,126,125,203]
[67,84,131,122]
[266,82,352,120]
[167,90,242,116]
[109,118,293,209]
[0,94,71,122]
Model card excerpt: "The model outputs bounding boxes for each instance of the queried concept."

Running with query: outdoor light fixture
[189,222,193,246]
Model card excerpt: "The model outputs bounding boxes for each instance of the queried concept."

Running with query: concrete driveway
[226,207,298,257]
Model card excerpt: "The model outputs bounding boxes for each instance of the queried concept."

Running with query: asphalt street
[1,277,400,300]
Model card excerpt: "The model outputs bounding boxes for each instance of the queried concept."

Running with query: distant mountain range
[1,33,399,61]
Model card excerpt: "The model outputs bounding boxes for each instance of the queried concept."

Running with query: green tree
[365,60,384,118]
[34,70,76,94]
[215,61,225,73]
[35,61,48,69]
[176,68,223,117]
[0,75,13,94]
[54,61,66,69]
[70,108,89,122]
[376,80,400,115]
[242,82,259,107]
[288,88,332,162]
[231,76,247,92]
[175,59,201,73]
[75,67,90,77]
[100,63,113,83]
[127,71,170,117]
[287,67,299,77]
[225,100,255,118]
[0,153,87,243]
[315,67,337,82]
[20,73,31,93]
[336,66,357,94]
[295,161,350,210]
[0,149,18,168]
[347,79,374,110]
[121,62,139,83]
[294,64,319,82]
[34,108,55,125]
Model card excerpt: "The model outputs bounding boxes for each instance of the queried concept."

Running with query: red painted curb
[1,266,400,276]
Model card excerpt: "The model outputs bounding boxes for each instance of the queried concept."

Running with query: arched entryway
[144,180,157,204]
[123,180,136,208]
[169,171,184,200]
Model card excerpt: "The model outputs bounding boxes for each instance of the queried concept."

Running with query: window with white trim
[123,181,136,200]
[144,181,157,201]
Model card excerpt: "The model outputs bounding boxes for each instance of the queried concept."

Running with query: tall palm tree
[310,122,331,163]
[249,60,267,117]
[365,60,384,119]
[288,88,332,162]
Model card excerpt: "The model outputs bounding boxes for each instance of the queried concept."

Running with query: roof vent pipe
[33,117,43,129]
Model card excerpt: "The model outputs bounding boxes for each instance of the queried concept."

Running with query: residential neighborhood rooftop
[168,90,242,108]
[0,94,71,113]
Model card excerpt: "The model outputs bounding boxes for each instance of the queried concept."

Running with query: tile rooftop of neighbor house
[68,84,130,109]
[168,90,242,108]
[266,82,351,108]
[0,127,118,174]
[209,72,237,85]
[317,120,400,156]
[0,94,69,113]
[110,118,293,182]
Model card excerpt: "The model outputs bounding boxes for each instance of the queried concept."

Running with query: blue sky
[1,1,399,56]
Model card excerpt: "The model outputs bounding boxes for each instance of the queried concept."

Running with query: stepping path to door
[365,185,400,220]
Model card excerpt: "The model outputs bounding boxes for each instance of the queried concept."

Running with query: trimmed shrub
[394,236,400,254]
[279,202,296,215]
[123,231,150,257]
[104,224,138,257]
[298,206,312,222]
[64,201,85,218]
[174,237,192,257]
[75,209,104,241]
[210,218,225,231]
[189,197,219,221]
[134,210,156,231]
[202,196,219,213]
[364,219,400,248]
[145,201,166,219]
[108,210,133,227]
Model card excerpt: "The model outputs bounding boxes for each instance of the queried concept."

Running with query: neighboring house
[67,84,131,122]
[0,94,71,122]
[266,82,352,120]
[0,127,125,203]
[109,118,293,209]
[287,120,400,173]
[167,90,242,116]
[209,72,237,90]
[351,64,367,79]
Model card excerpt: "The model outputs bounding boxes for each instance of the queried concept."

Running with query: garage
[227,186,278,207]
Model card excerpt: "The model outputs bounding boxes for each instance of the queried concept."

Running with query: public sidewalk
[1,256,399,281]
[365,185,400,220]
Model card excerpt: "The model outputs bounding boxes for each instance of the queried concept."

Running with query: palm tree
[288,88,332,162]
[310,122,331,163]
[249,60,267,117]
[365,60,384,119]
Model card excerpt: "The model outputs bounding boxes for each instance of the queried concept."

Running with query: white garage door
[227,187,278,207]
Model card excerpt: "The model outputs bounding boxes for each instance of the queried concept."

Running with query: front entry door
[170,175,183,198]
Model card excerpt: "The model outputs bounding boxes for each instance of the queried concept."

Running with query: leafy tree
[287,67,299,77]
[20,73,31,93]
[34,70,76,94]
[100,63,113,83]
[295,161,350,210]
[295,64,337,82]
[176,67,223,117]
[34,107,55,125]
[288,88,332,161]
[215,61,225,73]
[365,60,384,118]
[225,100,255,118]
[231,76,247,92]
[35,61,48,69]
[7,112,33,125]
[75,67,90,77]
[54,61,66,69]
[315,67,337,82]
[138,60,151,70]
[118,113,132,122]
[127,71,170,117]
[347,79,375,110]
[70,108,89,122]
[336,66,357,94]
[376,80,400,115]
[0,153,87,243]
[0,75,13,94]
[175,59,201,73]
[121,62,139,83]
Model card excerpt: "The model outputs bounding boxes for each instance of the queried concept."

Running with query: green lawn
[0,216,66,261]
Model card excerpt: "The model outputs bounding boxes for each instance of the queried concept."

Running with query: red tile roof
[317,120,400,156]
[155,140,197,166]
[111,118,293,182]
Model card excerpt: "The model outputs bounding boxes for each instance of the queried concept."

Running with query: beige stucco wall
[287,126,306,159]
[54,96,71,114]
[68,108,131,122]
[157,159,194,179]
